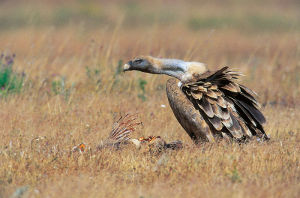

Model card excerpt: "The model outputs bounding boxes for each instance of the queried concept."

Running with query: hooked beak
[123,61,132,72]
[123,63,130,72]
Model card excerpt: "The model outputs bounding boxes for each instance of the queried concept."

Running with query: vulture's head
[123,56,159,74]
[123,56,208,82]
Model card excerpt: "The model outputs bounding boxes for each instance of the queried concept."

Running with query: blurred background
[0,0,299,106]
[1,0,299,31]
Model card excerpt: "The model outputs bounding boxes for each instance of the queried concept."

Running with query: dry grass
[0,0,300,197]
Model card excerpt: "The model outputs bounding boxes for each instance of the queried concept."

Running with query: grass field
[0,0,299,197]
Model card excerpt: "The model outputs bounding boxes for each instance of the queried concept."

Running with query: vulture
[123,56,269,144]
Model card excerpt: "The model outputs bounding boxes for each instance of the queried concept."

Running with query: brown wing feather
[198,97,214,118]
[222,82,241,93]
[166,78,215,143]
[216,96,227,108]
[207,89,218,99]
[208,116,223,131]
[211,103,222,117]
[180,67,268,142]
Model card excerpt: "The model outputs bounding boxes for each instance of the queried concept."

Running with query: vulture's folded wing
[181,67,268,141]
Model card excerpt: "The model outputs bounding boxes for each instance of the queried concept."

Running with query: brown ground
[0,0,299,197]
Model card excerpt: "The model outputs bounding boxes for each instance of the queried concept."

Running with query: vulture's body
[124,56,268,143]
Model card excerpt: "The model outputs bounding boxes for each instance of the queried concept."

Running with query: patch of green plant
[86,66,100,79]
[138,78,147,101]
[85,66,101,90]
[226,165,242,183]
[230,167,242,183]
[115,60,123,77]
[51,76,74,101]
[0,54,24,96]
[110,60,124,90]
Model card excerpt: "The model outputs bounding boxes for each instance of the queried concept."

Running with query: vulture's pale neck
[150,57,207,82]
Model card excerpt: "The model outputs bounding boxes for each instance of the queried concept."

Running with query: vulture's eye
[134,59,143,64]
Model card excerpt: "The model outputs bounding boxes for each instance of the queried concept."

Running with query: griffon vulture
[123,56,268,144]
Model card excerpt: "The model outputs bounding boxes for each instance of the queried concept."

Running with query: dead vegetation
[0,0,299,197]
